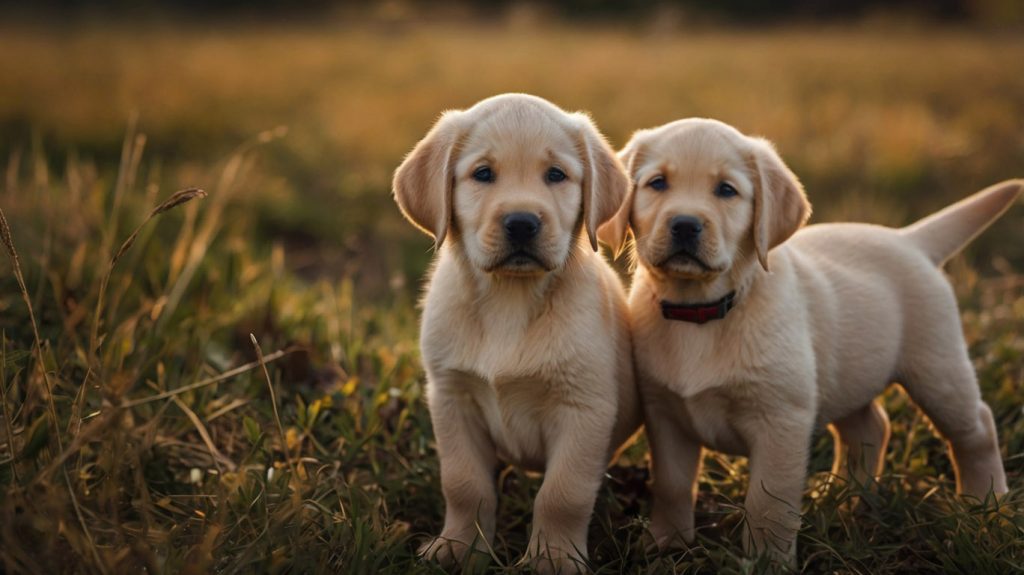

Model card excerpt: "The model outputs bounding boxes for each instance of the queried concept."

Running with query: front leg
[741,416,812,567]
[643,390,703,550]
[420,370,499,568]
[524,407,612,574]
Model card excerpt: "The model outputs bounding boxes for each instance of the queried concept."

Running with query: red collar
[660,291,737,324]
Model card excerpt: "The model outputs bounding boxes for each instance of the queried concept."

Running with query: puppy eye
[472,166,495,183]
[715,182,738,198]
[647,176,668,191]
[545,167,567,184]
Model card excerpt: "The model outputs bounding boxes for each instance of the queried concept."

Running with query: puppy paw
[418,535,463,568]
[419,533,492,572]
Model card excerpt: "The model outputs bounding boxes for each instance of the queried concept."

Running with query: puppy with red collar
[600,118,1017,565]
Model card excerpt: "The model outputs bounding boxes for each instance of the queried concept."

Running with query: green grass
[0,19,1022,574]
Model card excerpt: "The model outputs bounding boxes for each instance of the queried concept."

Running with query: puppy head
[599,118,810,280]
[393,93,627,277]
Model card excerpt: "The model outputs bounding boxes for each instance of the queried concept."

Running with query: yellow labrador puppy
[393,94,640,572]
[600,118,1018,565]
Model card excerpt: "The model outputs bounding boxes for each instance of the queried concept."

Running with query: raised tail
[899,179,1023,266]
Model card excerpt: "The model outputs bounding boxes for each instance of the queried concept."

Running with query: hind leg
[901,354,1007,498]
[829,400,891,487]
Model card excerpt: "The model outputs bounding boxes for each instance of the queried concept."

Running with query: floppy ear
[392,111,466,248]
[596,138,640,258]
[749,137,811,271]
[575,113,630,252]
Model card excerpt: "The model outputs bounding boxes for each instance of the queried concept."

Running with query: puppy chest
[430,315,584,381]
[469,377,555,471]
[681,394,749,455]
[648,383,749,456]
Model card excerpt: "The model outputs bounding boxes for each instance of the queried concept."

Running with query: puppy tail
[900,179,1023,266]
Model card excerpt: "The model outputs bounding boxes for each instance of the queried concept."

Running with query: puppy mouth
[657,250,715,272]
[485,250,553,275]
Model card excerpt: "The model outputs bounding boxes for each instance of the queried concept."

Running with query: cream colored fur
[600,118,1019,566]
[393,93,641,573]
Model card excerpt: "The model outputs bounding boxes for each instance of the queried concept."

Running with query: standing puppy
[394,94,640,573]
[599,118,1017,565]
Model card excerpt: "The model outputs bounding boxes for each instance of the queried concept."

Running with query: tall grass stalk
[251,333,298,481]
[0,331,18,484]
[88,187,207,366]
[0,206,106,572]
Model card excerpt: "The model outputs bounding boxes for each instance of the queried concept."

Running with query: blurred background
[3,0,1023,300]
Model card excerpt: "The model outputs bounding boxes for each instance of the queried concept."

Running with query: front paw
[742,529,797,571]
[418,533,491,571]
[419,535,463,567]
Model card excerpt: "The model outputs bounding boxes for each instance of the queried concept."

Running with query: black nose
[670,215,703,246]
[504,212,541,245]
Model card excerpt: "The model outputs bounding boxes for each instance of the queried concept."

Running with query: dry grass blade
[108,187,207,272]
[170,396,235,474]
[0,207,16,260]
[119,348,291,408]
[0,330,18,483]
[89,188,207,362]
[250,334,297,481]
[151,187,208,216]
[0,207,107,573]
[206,397,250,422]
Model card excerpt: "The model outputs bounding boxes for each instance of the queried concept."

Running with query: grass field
[0,18,1023,573]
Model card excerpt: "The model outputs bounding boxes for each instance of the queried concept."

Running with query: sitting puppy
[393,93,641,572]
[599,118,1018,565]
